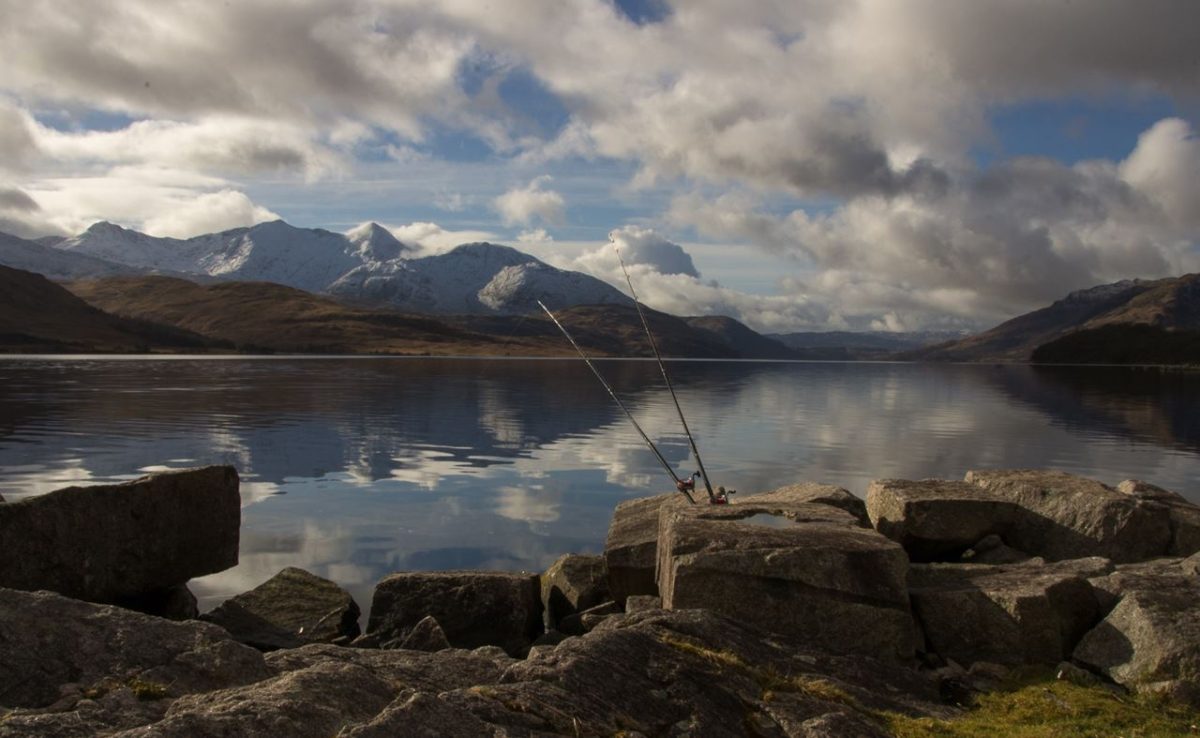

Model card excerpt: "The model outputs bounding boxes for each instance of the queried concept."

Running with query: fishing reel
[709,485,736,505]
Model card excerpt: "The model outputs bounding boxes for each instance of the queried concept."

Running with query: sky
[1,0,1199,333]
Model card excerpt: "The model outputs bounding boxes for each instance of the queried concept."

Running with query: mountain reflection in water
[1,357,1197,612]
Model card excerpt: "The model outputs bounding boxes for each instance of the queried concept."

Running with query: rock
[530,630,568,648]
[1119,479,1200,557]
[0,466,240,603]
[908,558,1108,667]
[624,594,661,613]
[0,588,270,710]
[113,661,398,738]
[959,534,1032,565]
[657,503,917,661]
[395,615,450,652]
[350,633,382,649]
[540,553,609,629]
[558,600,621,636]
[201,567,360,651]
[1087,558,1185,612]
[1184,552,1200,576]
[338,689,496,738]
[1056,661,1100,687]
[867,478,1020,561]
[1074,575,1200,706]
[966,469,1172,563]
[265,642,511,691]
[738,481,870,527]
[116,584,199,621]
[367,571,542,656]
[603,492,691,603]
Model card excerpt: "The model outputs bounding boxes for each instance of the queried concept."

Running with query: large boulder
[540,553,609,629]
[908,558,1110,667]
[0,588,271,711]
[657,503,917,661]
[867,479,1019,561]
[966,470,1171,563]
[0,466,240,603]
[1118,479,1200,557]
[201,567,361,651]
[1073,574,1200,706]
[738,481,870,527]
[367,571,542,656]
[602,492,691,603]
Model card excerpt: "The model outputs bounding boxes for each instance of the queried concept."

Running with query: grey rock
[0,466,240,603]
[0,588,270,710]
[265,642,510,691]
[867,478,1019,561]
[1184,552,1200,576]
[657,503,917,661]
[338,689,496,738]
[1087,558,1185,612]
[531,630,568,648]
[201,567,360,651]
[350,632,382,649]
[395,615,450,652]
[1074,575,1200,706]
[960,534,1032,565]
[540,553,609,629]
[966,469,1172,563]
[909,558,1108,667]
[1056,661,1100,687]
[739,481,870,527]
[558,600,621,636]
[1119,479,1200,557]
[367,570,542,656]
[624,594,661,613]
[112,660,398,738]
[603,492,692,603]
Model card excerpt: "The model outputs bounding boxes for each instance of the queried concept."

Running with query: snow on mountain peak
[346,222,410,262]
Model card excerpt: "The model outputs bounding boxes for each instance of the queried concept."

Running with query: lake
[1,357,1198,612]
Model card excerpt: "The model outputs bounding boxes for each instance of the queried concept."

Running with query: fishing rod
[615,251,722,504]
[537,300,697,504]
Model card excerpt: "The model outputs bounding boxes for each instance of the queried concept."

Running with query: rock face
[1118,479,1200,557]
[367,571,542,656]
[657,503,917,661]
[867,479,1018,561]
[0,466,240,603]
[908,558,1109,667]
[539,553,609,629]
[965,469,1171,563]
[1074,574,1200,706]
[0,588,270,711]
[201,567,361,651]
[394,616,451,652]
[603,492,692,603]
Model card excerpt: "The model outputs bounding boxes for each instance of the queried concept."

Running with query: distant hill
[64,275,790,358]
[0,265,219,353]
[0,231,134,282]
[910,274,1200,364]
[686,316,795,359]
[769,330,966,360]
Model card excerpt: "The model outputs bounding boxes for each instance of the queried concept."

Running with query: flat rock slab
[603,492,692,603]
[867,478,1020,561]
[1119,479,1200,557]
[738,482,870,527]
[1074,574,1200,706]
[201,567,361,651]
[0,588,270,710]
[966,469,1171,563]
[657,504,917,661]
[540,553,609,629]
[367,571,542,657]
[0,466,240,602]
[908,558,1109,667]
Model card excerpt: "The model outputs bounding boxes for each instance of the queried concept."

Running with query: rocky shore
[1,466,1198,736]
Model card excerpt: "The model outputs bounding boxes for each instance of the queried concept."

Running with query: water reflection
[1,357,1198,612]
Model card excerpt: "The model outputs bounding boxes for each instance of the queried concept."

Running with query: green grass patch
[126,677,170,701]
[887,677,1200,738]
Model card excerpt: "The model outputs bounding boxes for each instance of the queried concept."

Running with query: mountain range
[34,220,630,315]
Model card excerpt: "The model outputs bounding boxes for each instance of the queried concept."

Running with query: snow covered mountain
[1,220,630,315]
[0,231,134,281]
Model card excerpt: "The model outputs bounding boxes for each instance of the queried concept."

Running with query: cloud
[493,175,565,226]
[667,117,1200,328]
[387,221,497,253]
[141,189,281,239]
[577,225,700,278]
[0,100,38,172]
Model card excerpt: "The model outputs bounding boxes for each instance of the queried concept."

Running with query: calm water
[1,357,1198,611]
